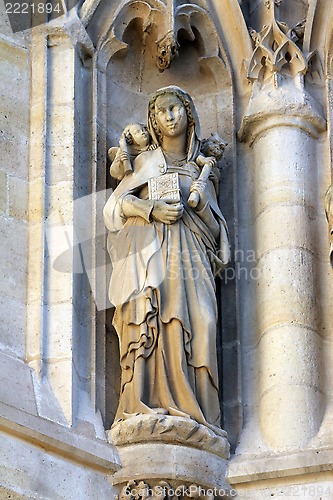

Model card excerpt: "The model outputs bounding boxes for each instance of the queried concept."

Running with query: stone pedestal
[108,416,232,499]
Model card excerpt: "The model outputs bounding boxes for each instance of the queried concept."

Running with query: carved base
[108,416,232,499]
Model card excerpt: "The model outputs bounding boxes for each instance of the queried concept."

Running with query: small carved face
[126,123,150,148]
[154,94,187,138]
[201,133,227,161]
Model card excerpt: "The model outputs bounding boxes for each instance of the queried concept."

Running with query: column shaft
[253,126,323,448]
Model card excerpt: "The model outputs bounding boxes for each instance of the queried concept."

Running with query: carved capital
[238,83,326,145]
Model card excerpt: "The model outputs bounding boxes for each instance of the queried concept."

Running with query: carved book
[148,173,180,202]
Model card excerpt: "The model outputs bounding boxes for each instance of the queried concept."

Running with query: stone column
[238,1,326,450]
[26,18,95,425]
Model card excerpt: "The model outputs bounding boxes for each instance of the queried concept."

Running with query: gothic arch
[80,0,253,93]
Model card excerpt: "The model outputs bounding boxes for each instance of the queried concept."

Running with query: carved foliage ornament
[116,480,232,499]
[248,0,309,82]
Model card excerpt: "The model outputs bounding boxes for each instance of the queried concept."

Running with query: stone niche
[82,0,237,496]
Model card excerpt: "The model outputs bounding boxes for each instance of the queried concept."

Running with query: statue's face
[128,124,150,148]
[154,94,187,138]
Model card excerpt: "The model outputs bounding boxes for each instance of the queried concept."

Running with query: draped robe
[103,147,229,435]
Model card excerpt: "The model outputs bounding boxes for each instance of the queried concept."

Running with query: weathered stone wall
[0,431,116,499]
[0,2,29,360]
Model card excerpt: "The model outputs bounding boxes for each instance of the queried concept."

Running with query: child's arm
[109,147,123,180]
[188,155,216,208]
[119,133,133,175]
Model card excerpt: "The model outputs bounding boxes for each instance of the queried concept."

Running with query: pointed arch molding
[94,0,227,73]
[79,0,252,91]
[77,0,333,97]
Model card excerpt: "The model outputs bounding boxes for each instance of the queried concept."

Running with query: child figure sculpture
[108,123,156,181]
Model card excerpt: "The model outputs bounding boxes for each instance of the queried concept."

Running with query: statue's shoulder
[133,147,165,176]
[134,146,163,165]
[110,148,163,198]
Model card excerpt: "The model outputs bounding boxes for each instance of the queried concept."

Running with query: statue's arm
[121,194,184,224]
[109,149,123,180]
[121,194,154,222]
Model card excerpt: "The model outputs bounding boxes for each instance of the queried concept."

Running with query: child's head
[201,132,227,162]
[124,123,150,149]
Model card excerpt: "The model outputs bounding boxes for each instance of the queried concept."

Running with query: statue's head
[201,132,228,162]
[148,86,201,160]
[123,123,150,149]
[153,93,188,140]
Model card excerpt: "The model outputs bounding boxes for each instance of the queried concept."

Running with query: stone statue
[108,123,157,180]
[103,86,230,437]
[325,184,333,266]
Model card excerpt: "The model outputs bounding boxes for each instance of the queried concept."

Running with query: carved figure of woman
[103,86,230,435]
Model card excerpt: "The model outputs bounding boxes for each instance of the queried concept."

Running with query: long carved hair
[147,86,201,162]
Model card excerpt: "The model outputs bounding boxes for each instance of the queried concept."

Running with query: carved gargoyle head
[156,31,179,72]
[201,132,227,162]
